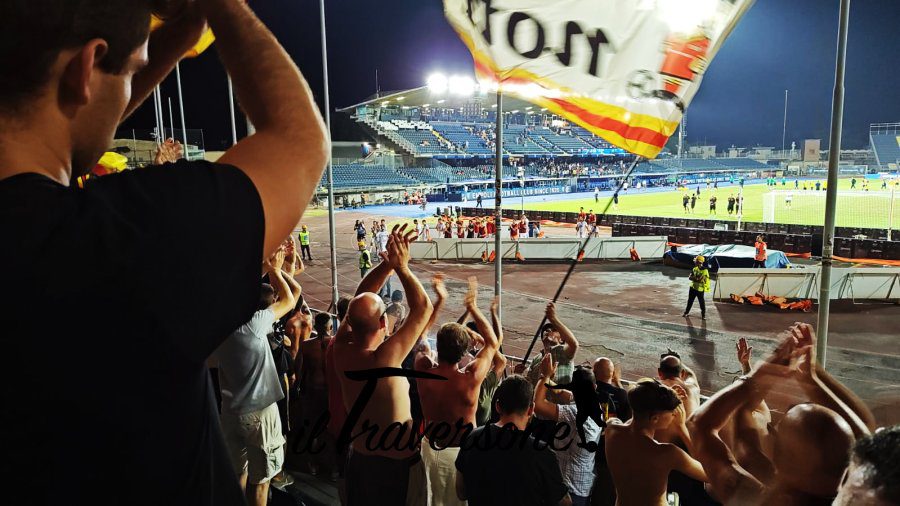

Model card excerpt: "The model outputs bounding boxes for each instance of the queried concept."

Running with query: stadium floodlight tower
[427,73,503,317]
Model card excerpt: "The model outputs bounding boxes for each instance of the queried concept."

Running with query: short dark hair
[658,356,683,378]
[628,379,680,416]
[1,1,184,112]
[494,375,533,415]
[336,296,352,320]
[259,284,275,311]
[314,313,332,332]
[571,366,596,387]
[391,290,404,303]
[851,425,900,502]
[436,323,470,364]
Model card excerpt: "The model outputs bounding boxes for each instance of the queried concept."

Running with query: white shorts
[221,403,286,484]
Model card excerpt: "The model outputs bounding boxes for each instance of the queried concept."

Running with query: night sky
[120,0,900,152]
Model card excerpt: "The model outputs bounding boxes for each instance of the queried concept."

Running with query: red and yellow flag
[444,0,753,158]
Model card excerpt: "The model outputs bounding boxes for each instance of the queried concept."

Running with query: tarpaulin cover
[664,244,791,271]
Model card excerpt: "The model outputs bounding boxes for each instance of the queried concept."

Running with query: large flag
[444,0,753,158]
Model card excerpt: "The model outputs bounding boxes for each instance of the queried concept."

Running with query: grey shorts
[221,403,286,484]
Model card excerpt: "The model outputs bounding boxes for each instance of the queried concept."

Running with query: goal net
[762,190,899,230]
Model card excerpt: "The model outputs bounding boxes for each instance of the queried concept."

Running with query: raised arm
[374,228,433,365]
[266,250,295,320]
[546,303,578,360]
[425,274,448,334]
[462,278,500,381]
[688,335,800,504]
[534,354,560,420]
[790,324,872,438]
[123,5,208,120]
[203,0,329,257]
[356,226,406,296]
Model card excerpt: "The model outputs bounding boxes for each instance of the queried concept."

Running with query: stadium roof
[337,86,549,115]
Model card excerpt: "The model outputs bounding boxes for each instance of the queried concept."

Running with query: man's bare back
[415,278,500,447]
[333,225,433,460]
[605,380,707,506]
[605,423,681,506]
[298,337,329,392]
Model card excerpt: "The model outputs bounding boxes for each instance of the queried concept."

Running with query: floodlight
[448,76,476,96]
[427,73,448,94]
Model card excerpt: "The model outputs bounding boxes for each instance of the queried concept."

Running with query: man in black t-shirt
[455,375,571,506]
[0,2,328,504]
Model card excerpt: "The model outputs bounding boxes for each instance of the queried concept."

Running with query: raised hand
[432,273,448,303]
[464,276,479,311]
[736,338,753,369]
[153,138,183,165]
[789,323,817,379]
[539,352,557,379]
[545,302,558,322]
[757,328,806,378]
[386,224,415,269]
[269,249,286,273]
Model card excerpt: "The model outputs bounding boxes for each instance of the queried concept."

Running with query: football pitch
[522,180,900,229]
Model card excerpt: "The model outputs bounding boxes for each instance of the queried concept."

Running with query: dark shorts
[346,450,427,506]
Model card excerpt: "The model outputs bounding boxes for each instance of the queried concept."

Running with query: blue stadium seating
[318,165,420,189]
[872,133,900,167]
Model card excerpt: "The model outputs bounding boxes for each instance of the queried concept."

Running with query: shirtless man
[604,379,707,506]
[415,277,500,506]
[294,313,333,473]
[657,352,701,420]
[689,323,872,506]
[333,225,434,505]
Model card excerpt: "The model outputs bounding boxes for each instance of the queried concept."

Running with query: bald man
[689,324,871,505]
[333,225,434,506]
[592,358,630,422]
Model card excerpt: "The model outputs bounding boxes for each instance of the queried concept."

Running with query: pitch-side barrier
[409,236,668,262]
[713,267,900,302]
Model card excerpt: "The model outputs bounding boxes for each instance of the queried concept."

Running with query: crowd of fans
[5,2,897,506]
[209,224,897,506]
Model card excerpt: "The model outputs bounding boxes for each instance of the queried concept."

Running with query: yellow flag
[150,15,215,58]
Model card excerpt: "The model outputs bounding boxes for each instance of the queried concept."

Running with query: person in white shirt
[421,219,431,241]
[575,219,586,239]
[375,225,390,256]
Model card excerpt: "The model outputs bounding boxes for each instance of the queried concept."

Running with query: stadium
[4,1,900,506]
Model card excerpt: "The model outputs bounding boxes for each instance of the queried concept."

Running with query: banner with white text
[444,0,753,158]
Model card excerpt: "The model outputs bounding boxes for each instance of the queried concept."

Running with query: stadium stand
[870,123,900,168]
[318,164,420,189]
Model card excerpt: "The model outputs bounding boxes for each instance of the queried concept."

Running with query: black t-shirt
[596,382,631,422]
[455,424,568,506]
[0,161,264,505]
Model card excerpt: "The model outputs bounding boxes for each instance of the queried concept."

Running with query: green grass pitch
[520,180,899,229]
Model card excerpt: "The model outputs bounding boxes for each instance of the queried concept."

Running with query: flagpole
[817,0,851,368]
[155,87,166,140]
[152,87,161,145]
[168,97,176,142]
[227,76,238,145]
[175,62,189,153]
[494,91,503,319]
[782,89,788,154]
[320,0,339,308]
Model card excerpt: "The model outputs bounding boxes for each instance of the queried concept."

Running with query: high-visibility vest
[755,241,767,261]
[298,231,310,246]
[691,267,710,292]
[359,251,372,269]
